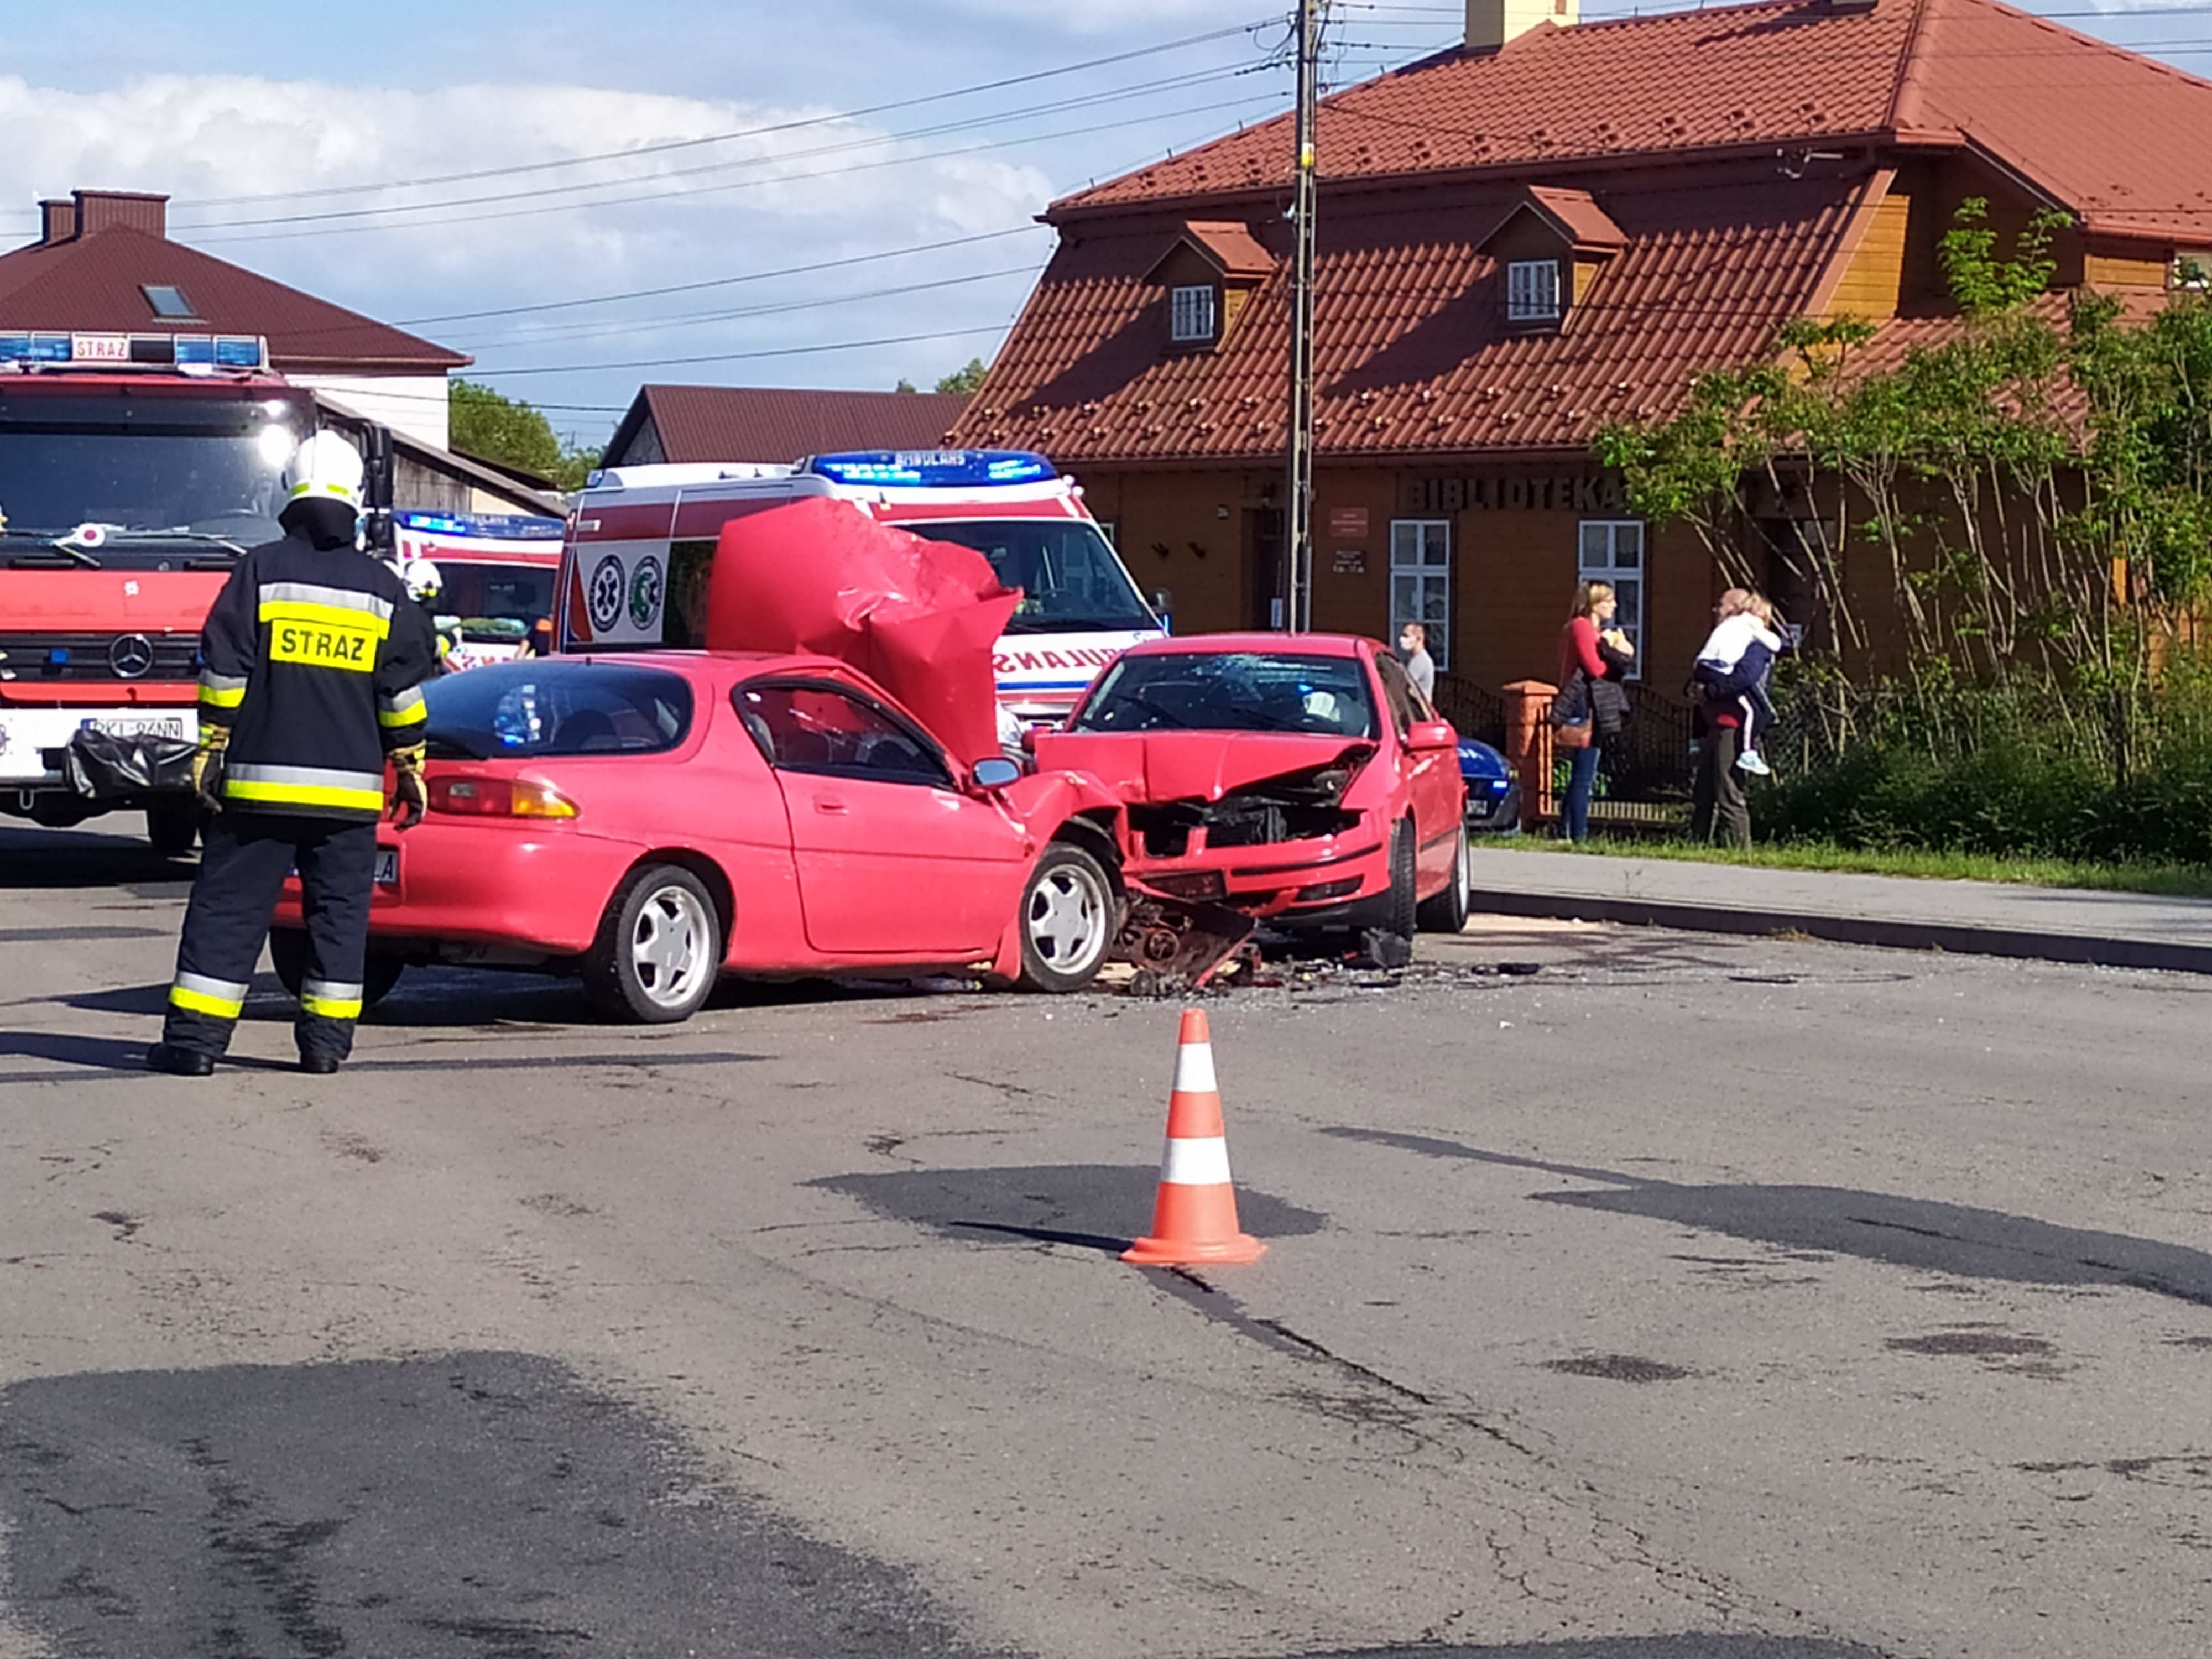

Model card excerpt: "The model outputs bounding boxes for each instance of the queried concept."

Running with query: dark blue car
[1458,737,1522,833]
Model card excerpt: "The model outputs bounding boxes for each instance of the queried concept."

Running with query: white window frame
[1578,519,1645,679]
[1506,258,1562,323]
[1389,518,1452,673]
[1169,284,1218,344]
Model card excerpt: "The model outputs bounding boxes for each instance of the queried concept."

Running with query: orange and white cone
[1123,1008,1266,1266]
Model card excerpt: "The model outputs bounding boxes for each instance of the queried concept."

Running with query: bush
[1752,674,2212,867]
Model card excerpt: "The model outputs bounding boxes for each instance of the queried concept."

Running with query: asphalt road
[1,822,2206,1659]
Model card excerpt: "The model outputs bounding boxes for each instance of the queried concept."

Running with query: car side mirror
[1408,718,1456,752]
[1018,726,1038,754]
[971,757,1021,790]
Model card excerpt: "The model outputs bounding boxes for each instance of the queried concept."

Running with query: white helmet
[399,557,443,604]
[281,430,366,513]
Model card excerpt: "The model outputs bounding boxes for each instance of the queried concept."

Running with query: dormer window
[1147,221,1276,353]
[1478,186,1627,332]
[1170,284,1219,345]
[1506,260,1562,323]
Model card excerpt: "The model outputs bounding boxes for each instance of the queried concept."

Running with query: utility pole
[1284,0,1321,632]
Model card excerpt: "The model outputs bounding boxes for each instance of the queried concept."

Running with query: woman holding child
[1554,582,1635,844]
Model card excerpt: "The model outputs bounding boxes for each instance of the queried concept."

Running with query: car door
[735,678,1029,956]
[1370,647,1462,884]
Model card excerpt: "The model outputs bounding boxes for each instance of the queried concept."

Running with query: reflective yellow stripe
[224,780,385,811]
[169,985,246,1019]
[260,599,392,638]
[377,701,428,728]
[198,683,247,708]
[300,992,363,1020]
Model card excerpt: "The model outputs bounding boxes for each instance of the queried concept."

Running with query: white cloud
[0,73,1056,422]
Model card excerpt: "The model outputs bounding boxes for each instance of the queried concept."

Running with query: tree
[893,377,919,394]
[935,358,989,395]
[448,379,601,493]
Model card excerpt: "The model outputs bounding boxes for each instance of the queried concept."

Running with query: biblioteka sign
[1400,472,1630,514]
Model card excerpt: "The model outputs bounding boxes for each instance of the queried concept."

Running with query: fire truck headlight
[258,424,298,467]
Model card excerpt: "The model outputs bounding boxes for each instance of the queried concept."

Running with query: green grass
[1522,835,2212,898]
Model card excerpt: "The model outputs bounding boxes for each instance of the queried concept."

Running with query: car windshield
[422,661,694,760]
[1073,652,1377,738]
[0,399,309,567]
[908,518,1155,634]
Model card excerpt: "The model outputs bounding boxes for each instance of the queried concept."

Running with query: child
[1694,592,1782,776]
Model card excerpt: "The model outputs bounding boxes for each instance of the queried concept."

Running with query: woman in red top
[1556,581,1634,842]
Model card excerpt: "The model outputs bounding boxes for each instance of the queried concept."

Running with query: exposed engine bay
[1123,747,1370,857]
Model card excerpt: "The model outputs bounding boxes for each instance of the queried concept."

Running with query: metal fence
[1430,674,1506,749]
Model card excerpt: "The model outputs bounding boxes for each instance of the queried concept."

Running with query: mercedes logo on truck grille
[109,634,155,679]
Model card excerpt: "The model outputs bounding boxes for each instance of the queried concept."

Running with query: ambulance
[391,509,566,671]
[555,449,1164,723]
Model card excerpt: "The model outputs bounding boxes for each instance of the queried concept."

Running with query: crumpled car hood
[1034,730,1376,804]
[704,498,1020,766]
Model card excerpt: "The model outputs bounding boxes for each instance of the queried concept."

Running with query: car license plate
[82,715,189,742]
[374,848,398,886]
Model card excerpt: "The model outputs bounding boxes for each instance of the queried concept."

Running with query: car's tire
[146,797,200,858]
[1014,841,1115,993]
[582,863,722,1024]
[1381,819,1419,942]
[269,928,405,1010]
[1416,823,1471,934]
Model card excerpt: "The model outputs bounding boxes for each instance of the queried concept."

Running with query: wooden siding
[2083,246,2171,289]
[1829,191,1910,317]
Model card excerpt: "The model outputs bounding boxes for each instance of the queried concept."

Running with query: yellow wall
[1829,191,1910,318]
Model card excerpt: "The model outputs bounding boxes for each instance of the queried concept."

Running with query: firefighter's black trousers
[163,812,379,1065]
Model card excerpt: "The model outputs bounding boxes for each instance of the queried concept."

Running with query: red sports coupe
[273,654,1126,1021]
[1034,634,1469,938]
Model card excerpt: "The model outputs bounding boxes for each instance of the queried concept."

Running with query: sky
[0,0,2203,448]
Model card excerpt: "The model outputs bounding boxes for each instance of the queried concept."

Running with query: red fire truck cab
[1,331,359,852]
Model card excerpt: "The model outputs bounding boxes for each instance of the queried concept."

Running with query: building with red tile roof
[956,0,2212,693]
[603,384,973,468]
[0,189,469,451]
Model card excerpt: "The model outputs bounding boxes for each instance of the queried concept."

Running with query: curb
[1465,886,2212,977]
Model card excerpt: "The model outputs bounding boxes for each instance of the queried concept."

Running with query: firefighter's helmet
[281,430,367,512]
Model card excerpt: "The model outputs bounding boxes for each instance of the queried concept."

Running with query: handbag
[1549,671,1595,749]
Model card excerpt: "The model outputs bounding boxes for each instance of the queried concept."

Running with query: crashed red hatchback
[1035,634,1469,942]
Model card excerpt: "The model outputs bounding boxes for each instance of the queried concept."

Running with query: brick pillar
[1501,680,1557,831]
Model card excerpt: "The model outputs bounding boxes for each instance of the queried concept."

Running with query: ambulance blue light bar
[394,510,567,540]
[0,331,269,370]
[802,449,1056,488]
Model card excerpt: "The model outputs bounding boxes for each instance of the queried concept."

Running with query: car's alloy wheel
[1416,823,1471,934]
[1016,842,1114,993]
[585,864,722,1024]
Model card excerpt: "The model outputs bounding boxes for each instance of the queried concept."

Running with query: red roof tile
[1054,0,2212,243]
[1518,187,1628,253]
[611,384,974,465]
[0,223,466,371]
[1176,221,1277,279]
[959,173,1863,463]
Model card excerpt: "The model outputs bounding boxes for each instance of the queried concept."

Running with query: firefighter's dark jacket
[195,531,437,821]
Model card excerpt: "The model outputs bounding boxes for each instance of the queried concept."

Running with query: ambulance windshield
[914,519,1154,634]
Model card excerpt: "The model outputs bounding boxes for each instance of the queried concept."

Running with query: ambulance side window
[663,539,717,648]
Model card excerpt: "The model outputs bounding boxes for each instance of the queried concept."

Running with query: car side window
[735,681,953,787]
[1371,651,1418,739]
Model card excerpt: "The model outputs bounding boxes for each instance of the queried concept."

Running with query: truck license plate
[374,848,398,885]
[82,715,189,742]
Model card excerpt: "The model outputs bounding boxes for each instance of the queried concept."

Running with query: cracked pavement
[1,823,2208,1658]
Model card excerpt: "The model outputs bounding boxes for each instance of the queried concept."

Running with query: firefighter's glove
[191,724,231,816]
[389,745,427,832]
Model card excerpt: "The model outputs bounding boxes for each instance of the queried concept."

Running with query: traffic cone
[1123,1009,1266,1266]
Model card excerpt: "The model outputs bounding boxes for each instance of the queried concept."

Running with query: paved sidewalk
[1466,844,2212,973]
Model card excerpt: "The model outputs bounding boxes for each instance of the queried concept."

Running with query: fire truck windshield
[914,519,1155,634]
[0,404,303,568]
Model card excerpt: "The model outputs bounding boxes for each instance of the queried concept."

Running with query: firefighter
[393,555,460,670]
[148,431,437,1078]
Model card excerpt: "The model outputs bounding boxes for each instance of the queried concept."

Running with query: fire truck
[0,328,559,853]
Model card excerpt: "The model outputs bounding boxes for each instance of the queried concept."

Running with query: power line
[186,90,1292,246]
[454,264,1046,354]
[171,18,1285,211]
[467,323,1015,380]
[171,61,1281,233]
